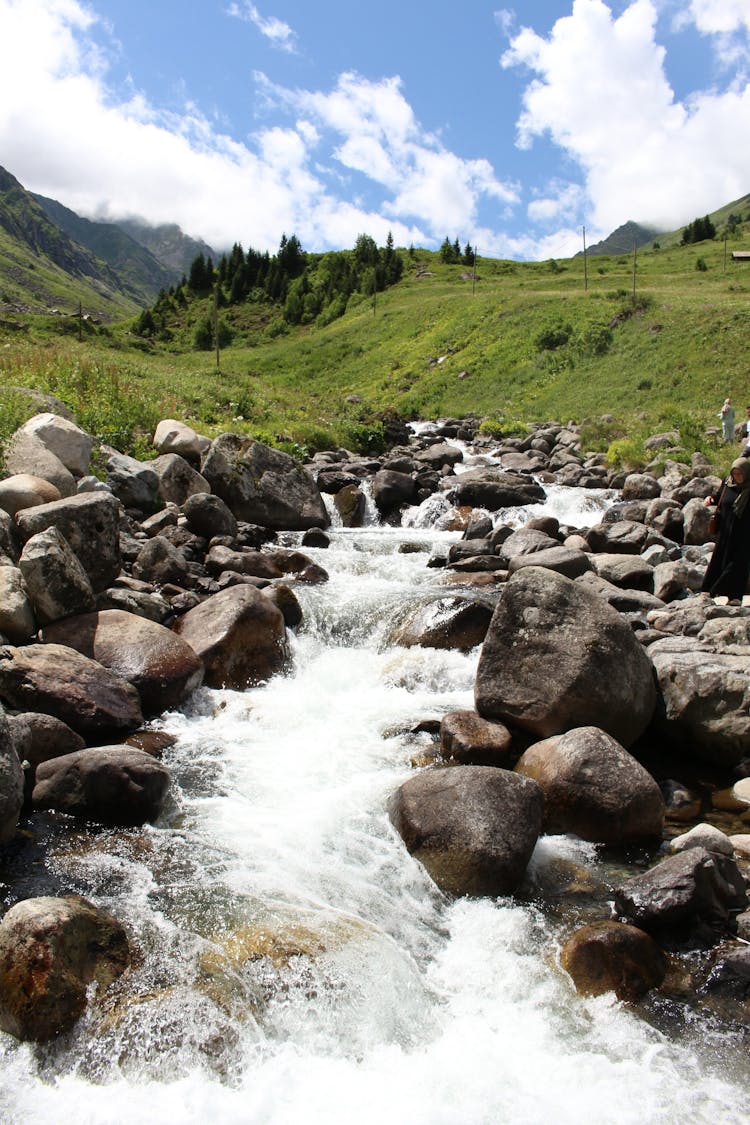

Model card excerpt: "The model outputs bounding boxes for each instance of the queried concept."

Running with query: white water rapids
[1,465,749,1124]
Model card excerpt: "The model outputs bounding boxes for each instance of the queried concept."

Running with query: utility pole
[582,226,588,291]
[724,232,728,272]
[472,245,478,297]
[372,273,377,316]
[78,300,82,343]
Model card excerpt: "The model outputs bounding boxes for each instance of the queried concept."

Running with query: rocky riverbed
[0,406,749,1119]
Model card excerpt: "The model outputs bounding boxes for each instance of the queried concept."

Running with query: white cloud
[0,0,493,253]
[687,0,750,35]
[501,0,750,233]
[527,181,585,224]
[226,1,298,53]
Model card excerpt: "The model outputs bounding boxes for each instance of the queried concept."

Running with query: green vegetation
[2,201,750,473]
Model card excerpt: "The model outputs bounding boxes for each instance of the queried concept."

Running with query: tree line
[134,231,404,346]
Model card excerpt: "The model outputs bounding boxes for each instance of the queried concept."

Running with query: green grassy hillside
[1,216,750,473]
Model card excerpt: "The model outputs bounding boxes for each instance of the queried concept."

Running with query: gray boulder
[388,765,543,896]
[372,470,418,513]
[15,493,121,592]
[439,711,514,766]
[0,895,130,1041]
[515,726,664,843]
[201,434,329,530]
[18,413,93,477]
[0,474,61,517]
[106,452,160,514]
[150,453,211,506]
[392,597,492,651]
[475,567,657,747]
[41,609,204,716]
[447,469,545,511]
[4,430,76,497]
[153,419,210,459]
[0,566,36,642]
[0,643,143,741]
[19,526,96,625]
[33,746,171,826]
[614,847,747,948]
[649,637,750,765]
[183,492,237,539]
[131,536,192,588]
[173,585,289,689]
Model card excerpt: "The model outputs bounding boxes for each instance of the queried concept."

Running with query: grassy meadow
[2,225,750,476]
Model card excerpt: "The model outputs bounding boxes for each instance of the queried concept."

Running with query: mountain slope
[584,220,662,256]
[32,194,176,304]
[0,167,139,320]
[115,218,217,278]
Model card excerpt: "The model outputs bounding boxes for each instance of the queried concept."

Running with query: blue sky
[0,0,748,259]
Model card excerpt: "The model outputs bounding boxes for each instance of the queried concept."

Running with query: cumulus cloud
[0,0,506,252]
[687,0,750,35]
[226,1,298,53]
[501,0,750,234]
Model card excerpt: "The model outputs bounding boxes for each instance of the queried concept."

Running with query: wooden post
[472,245,477,296]
[632,241,637,299]
[582,226,588,291]
[78,300,82,343]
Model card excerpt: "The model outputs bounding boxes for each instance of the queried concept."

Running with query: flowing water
[1,473,749,1124]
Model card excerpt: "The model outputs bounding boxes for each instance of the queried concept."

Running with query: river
[1,457,748,1124]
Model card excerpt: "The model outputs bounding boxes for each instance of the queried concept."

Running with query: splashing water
[1,490,748,1125]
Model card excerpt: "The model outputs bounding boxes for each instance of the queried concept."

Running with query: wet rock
[15,492,121,593]
[669,823,734,856]
[560,921,667,1001]
[8,710,85,798]
[32,746,171,826]
[201,434,329,530]
[40,608,204,716]
[614,847,748,948]
[388,765,543,896]
[333,484,365,527]
[475,567,657,747]
[439,710,514,766]
[372,469,418,513]
[173,585,289,689]
[515,726,664,843]
[447,469,545,511]
[0,895,130,1041]
[0,474,61,517]
[18,526,96,625]
[392,597,493,651]
[0,643,143,741]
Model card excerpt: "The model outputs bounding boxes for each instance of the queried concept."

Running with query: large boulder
[439,711,514,767]
[32,746,171,826]
[40,609,204,716]
[106,452,160,514]
[0,895,129,1041]
[560,922,667,1001]
[514,726,664,843]
[13,413,93,477]
[388,765,543,896]
[0,565,36,642]
[15,492,121,592]
[183,492,237,539]
[648,637,750,766]
[0,474,61,518]
[153,419,210,460]
[150,453,211,506]
[7,711,85,794]
[0,704,23,844]
[0,643,143,741]
[447,469,545,511]
[614,847,748,948]
[391,597,493,651]
[172,585,289,689]
[4,430,76,497]
[18,526,96,625]
[371,470,418,514]
[475,567,657,747]
[201,434,329,530]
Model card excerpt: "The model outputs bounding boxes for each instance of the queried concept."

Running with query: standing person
[720,397,735,443]
[702,457,750,602]
[742,405,750,457]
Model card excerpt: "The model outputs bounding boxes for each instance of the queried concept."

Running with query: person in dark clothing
[702,457,750,602]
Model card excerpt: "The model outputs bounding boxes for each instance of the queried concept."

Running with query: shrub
[606,437,647,470]
[535,321,573,351]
